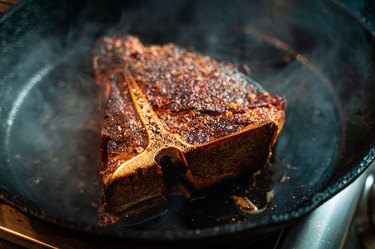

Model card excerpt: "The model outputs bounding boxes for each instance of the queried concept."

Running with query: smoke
[1,32,105,226]
[0,0,374,233]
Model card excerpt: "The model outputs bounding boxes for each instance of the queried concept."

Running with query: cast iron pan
[0,0,374,242]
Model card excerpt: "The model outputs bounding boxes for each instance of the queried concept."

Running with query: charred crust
[93,35,286,225]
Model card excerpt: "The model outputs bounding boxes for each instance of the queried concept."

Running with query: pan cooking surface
[2,14,340,236]
[0,0,374,239]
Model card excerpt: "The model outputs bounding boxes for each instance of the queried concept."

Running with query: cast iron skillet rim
[0,0,374,240]
[0,0,28,23]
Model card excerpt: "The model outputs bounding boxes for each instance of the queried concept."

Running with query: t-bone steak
[93,35,286,225]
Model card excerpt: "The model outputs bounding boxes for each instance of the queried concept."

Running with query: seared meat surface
[93,35,285,225]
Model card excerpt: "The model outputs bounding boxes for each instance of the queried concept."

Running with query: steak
[93,35,286,225]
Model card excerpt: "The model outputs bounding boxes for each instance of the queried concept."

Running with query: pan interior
[3,33,340,236]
